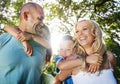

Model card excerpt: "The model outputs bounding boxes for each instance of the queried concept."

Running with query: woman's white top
[72,69,117,84]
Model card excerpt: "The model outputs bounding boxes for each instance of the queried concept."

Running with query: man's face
[25,6,44,34]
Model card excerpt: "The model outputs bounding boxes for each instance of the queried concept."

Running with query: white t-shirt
[72,69,117,84]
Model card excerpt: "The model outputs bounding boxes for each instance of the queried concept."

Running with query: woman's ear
[23,11,29,21]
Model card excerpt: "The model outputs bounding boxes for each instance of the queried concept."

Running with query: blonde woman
[72,19,117,84]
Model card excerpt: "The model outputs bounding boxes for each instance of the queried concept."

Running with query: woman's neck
[84,47,94,55]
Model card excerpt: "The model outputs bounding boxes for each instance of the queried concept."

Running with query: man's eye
[37,17,42,21]
[83,27,88,30]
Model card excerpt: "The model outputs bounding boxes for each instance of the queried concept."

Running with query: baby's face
[59,40,74,58]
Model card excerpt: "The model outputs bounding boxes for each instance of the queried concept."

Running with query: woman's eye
[75,31,79,33]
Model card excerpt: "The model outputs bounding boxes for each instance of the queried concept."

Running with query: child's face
[59,40,74,58]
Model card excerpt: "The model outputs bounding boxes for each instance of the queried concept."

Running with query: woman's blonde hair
[73,19,107,70]
[74,19,106,56]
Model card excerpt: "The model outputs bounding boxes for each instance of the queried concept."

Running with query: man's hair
[20,2,42,19]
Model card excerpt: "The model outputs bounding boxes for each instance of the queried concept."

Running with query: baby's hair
[61,35,74,42]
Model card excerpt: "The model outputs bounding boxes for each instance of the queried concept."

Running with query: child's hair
[60,35,74,42]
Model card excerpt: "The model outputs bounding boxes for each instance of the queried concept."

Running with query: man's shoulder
[0,33,12,47]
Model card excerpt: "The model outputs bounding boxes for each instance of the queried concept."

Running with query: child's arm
[11,28,51,49]
[54,75,62,84]
[57,54,102,71]
[4,25,20,38]
[107,51,116,68]
[57,69,73,81]
[31,34,51,49]
[5,25,33,56]
[22,41,33,56]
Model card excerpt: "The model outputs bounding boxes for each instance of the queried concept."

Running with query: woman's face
[75,21,95,48]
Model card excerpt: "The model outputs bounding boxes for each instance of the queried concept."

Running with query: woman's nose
[77,31,82,36]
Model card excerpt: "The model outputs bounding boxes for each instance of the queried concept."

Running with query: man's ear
[23,12,29,21]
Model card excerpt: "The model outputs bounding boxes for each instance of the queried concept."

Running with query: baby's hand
[17,32,32,42]
[54,75,62,84]
[22,42,33,56]
[86,53,103,64]
[86,53,103,73]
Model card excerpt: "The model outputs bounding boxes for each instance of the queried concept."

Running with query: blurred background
[0,0,120,83]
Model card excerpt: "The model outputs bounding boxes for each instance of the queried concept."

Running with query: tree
[0,0,25,34]
[0,0,120,81]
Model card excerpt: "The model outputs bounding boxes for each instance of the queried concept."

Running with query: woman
[72,19,117,84]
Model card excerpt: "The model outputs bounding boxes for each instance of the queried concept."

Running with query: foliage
[0,0,25,34]
[44,57,56,76]
[0,0,120,82]
[43,0,120,82]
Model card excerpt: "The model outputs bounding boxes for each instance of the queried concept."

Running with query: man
[0,2,51,84]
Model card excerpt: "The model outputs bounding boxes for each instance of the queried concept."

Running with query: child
[55,35,74,84]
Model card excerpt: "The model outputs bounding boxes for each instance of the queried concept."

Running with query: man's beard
[32,20,50,40]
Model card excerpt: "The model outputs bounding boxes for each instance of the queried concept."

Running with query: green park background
[0,0,120,83]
